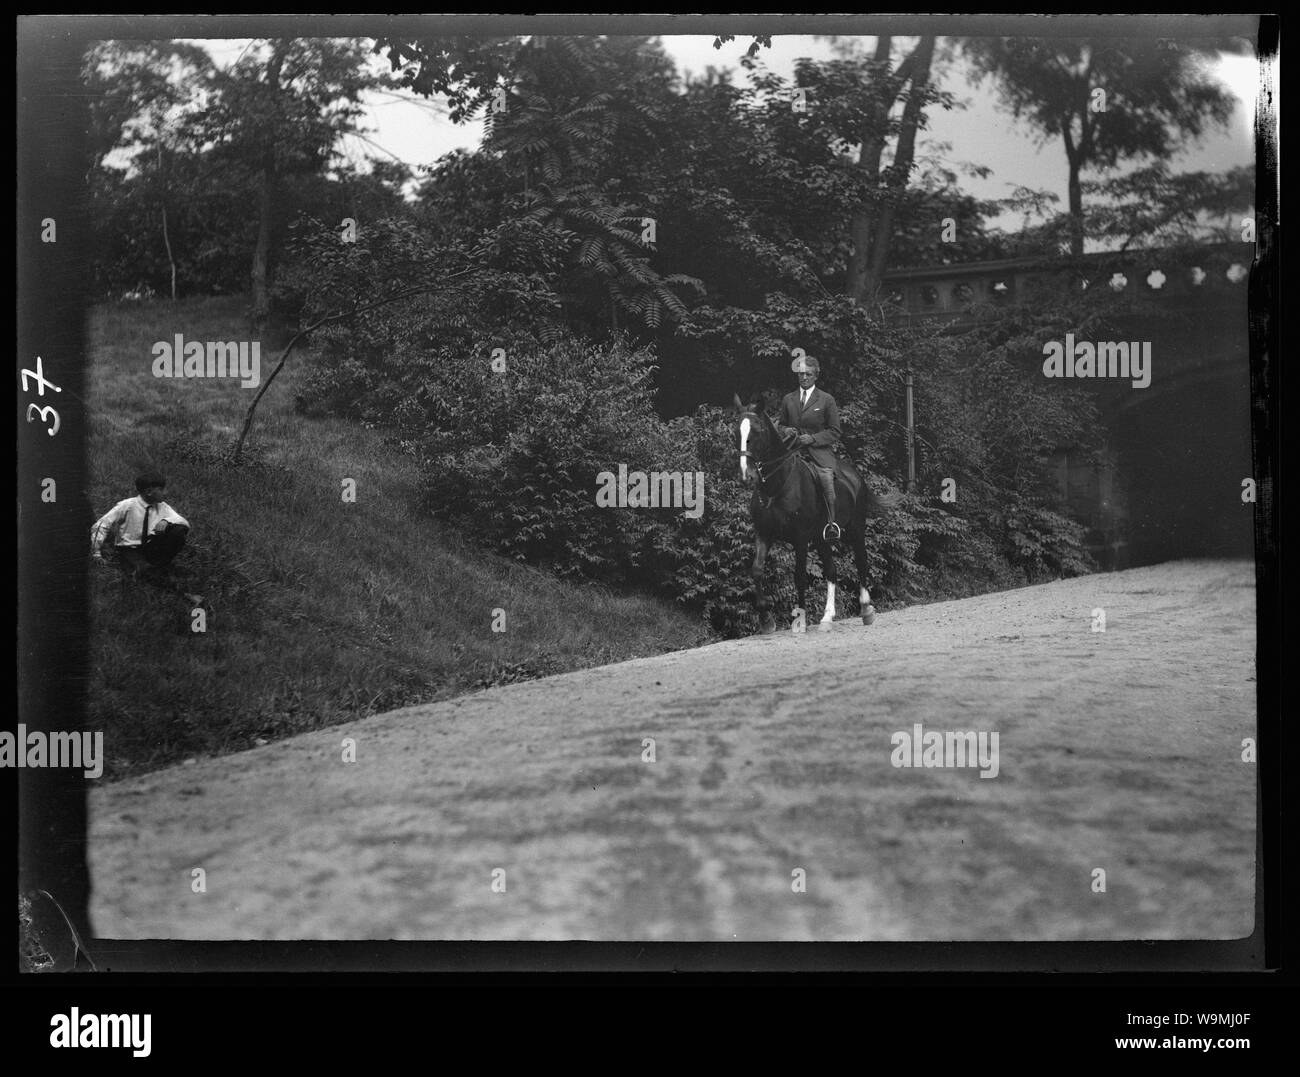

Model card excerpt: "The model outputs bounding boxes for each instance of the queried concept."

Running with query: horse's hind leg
[752,535,776,634]
[850,524,876,625]
[815,536,837,631]
[793,542,809,628]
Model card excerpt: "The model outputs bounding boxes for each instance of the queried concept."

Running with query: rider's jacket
[779,387,841,470]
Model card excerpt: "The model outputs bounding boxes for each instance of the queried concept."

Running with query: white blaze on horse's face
[739,417,751,480]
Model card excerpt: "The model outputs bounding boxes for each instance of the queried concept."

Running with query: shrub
[297,292,1096,636]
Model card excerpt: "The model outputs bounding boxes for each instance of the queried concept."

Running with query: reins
[739,415,802,500]
[752,447,798,485]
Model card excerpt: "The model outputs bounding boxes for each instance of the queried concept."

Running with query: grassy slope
[88,296,711,781]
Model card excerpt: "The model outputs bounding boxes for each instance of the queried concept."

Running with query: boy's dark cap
[135,471,166,492]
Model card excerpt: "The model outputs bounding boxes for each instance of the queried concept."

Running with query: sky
[195,34,1260,239]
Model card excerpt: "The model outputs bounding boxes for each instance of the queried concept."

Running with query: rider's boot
[818,469,841,541]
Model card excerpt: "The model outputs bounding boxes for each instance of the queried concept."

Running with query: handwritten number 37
[21,358,61,436]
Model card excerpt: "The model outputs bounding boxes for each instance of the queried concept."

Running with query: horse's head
[733,393,787,484]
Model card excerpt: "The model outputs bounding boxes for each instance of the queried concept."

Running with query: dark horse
[735,395,898,634]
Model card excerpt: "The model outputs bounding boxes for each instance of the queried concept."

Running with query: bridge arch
[881,244,1254,567]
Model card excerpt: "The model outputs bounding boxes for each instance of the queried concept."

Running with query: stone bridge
[881,243,1256,567]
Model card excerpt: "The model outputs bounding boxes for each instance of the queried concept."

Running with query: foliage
[1083,163,1255,249]
[83,40,216,170]
[83,38,396,301]
[298,273,1094,632]
[85,32,1251,635]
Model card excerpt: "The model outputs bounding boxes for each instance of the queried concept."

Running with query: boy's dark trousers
[112,523,189,589]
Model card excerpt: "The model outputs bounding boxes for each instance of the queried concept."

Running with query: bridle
[739,413,800,489]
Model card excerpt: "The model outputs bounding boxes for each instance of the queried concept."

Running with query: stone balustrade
[879,243,1253,326]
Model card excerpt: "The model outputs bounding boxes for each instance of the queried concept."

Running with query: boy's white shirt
[91,495,189,551]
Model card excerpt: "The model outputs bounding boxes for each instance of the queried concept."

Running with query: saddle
[779,428,863,502]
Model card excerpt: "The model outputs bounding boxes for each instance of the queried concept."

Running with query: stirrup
[822,521,842,541]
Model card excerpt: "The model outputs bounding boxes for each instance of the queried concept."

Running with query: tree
[184,38,386,335]
[379,34,701,335]
[962,36,1240,255]
[839,36,941,303]
[83,41,216,298]
[82,40,214,172]
[84,38,392,308]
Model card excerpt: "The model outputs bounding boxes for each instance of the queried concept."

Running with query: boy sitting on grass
[91,471,201,604]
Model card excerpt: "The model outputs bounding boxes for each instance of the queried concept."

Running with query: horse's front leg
[752,535,776,634]
[815,536,838,632]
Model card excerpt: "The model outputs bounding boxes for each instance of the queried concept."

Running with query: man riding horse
[735,354,892,634]
[778,354,849,541]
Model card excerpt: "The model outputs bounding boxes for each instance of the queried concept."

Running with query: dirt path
[89,559,1257,941]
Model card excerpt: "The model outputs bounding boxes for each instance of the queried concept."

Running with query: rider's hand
[796,434,814,446]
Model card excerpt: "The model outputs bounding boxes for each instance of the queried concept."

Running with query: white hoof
[817,620,833,633]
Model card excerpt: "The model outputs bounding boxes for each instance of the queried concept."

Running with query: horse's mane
[745,403,796,454]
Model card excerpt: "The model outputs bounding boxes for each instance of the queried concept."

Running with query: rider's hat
[791,354,820,374]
